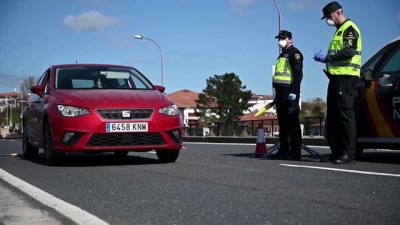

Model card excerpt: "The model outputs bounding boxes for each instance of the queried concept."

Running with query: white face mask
[278,39,287,48]
[326,19,335,26]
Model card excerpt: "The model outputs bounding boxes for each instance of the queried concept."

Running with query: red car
[22,64,183,165]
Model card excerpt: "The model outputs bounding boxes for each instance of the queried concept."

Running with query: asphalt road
[1,139,400,225]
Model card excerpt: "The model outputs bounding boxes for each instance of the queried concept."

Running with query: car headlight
[159,104,179,116]
[57,105,91,117]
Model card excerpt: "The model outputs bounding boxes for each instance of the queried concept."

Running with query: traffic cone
[254,123,267,158]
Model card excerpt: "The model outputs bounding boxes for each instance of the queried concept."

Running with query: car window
[44,74,50,95]
[37,70,49,86]
[361,41,399,80]
[362,55,382,72]
[130,73,150,89]
[379,45,400,78]
[55,67,154,90]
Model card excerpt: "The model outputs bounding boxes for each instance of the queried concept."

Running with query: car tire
[22,125,39,159]
[156,149,180,163]
[43,121,64,166]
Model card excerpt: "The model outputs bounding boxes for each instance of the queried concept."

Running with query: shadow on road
[358,151,400,165]
[225,152,330,162]
[18,153,161,167]
[226,151,400,165]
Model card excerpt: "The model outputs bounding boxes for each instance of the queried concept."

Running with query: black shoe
[268,151,288,160]
[286,151,301,160]
[332,155,355,164]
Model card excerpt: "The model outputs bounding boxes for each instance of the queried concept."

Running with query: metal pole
[134,35,164,86]
[271,0,282,100]
[6,101,8,128]
[20,92,23,134]
[144,37,164,86]
[272,0,282,54]
[10,98,12,128]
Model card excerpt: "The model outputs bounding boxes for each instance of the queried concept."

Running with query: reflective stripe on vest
[327,20,362,77]
[274,56,293,85]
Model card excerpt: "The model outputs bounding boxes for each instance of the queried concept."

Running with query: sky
[0,0,399,101]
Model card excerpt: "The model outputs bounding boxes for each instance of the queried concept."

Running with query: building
[167,89,199,127]
[167,89,277,127]
[0,92,22,137]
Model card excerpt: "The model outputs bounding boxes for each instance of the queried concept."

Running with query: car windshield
[55,66,154,90]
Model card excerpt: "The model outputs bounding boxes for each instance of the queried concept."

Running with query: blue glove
[288,93,296,101]
[313,53,327,63]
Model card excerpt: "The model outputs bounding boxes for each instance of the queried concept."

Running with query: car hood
[54,89,174,109]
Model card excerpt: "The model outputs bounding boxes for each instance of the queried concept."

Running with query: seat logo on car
[122,110,131,118]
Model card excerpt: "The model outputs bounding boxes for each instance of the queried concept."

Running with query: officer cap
[275,30,292,39]
[321,1,342,20]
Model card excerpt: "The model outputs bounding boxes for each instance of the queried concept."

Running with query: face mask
[326,19,335,26]
[278,39,287,48]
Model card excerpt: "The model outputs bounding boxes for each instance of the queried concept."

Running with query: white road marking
[280,164,400,178]
[0,168,109,225]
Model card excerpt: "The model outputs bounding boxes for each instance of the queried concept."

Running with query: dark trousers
[275,87,302,153]
[326,75,359,158]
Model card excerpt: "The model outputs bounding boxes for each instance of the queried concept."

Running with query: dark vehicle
[23,64,183,165]
[355,39,400,158]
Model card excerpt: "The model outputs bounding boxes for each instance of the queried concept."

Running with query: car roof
[49,63,134,70]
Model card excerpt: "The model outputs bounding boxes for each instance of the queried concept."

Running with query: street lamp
[271,0,282,105]
[19,92,26,134]
[272,0,282,54]
[134,35,164,86]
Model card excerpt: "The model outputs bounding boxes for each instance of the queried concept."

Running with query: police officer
[272,30,303,160]
[314,1,361,164]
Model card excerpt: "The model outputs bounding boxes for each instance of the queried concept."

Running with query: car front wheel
[43,121,64,165]
[22,125,39,159]
[156,149,180,163]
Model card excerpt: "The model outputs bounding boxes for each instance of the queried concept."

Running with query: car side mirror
[154,85,165,93]
[30,85,45,97]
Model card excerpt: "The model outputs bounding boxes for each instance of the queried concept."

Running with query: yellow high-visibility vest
[327,20,362,77]
[274,56,293,85]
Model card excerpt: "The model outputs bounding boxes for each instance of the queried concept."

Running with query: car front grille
[96,109,153,120]
[87,133,165,146]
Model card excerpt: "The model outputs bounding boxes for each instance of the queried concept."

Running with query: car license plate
[106,122,148,132]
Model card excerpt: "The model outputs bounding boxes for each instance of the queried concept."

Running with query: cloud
[63,11,121,31]
[229,0,257,12]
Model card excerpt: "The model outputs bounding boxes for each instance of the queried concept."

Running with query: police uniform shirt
[327,19,360,62]
[275,45,303,96]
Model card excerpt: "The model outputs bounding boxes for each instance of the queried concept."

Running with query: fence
[185,116,325,137]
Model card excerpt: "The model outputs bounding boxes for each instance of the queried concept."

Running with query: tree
[300,97,326,118]
[311,97,326,117]
[20,75,37,98]
[196,73,252,123]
